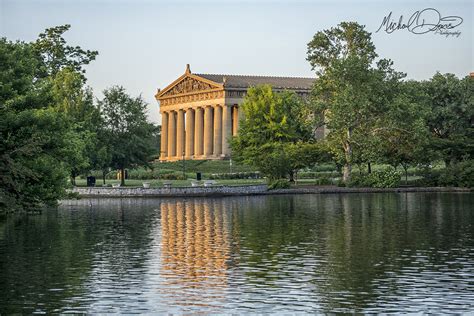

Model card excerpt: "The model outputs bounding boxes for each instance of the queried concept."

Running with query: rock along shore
[71,185,471,198]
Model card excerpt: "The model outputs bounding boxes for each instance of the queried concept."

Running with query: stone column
[203,105,214,157]
[222,105,232,157]
[168,111,176,158]
[160,111,168,160]
[213,105,222,157]
[176,109,185,157]
[232,105,239,135]
[195,107,204,157]
[185,108,195,158]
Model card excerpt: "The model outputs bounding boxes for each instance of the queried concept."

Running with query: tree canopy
[0,37,72,211]
[98,86,157,186]
[425,72,474,166]
[0,24,158,214]
[231,85,321,184]
[33,24,98,79]
[308,22,407,183]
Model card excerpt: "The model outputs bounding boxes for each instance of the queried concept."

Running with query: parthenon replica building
[156,65,315,161]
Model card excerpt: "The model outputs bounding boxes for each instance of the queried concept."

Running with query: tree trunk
[403,165,408,185]
[70,174,76,186]
[343,164,352,183]
[120,168,125,186]
[289,171,295,183]
[368,162,372,174]
[102,171,106,185]
[342,128,353,183]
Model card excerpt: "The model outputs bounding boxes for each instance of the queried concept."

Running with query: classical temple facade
[156,65,315,161]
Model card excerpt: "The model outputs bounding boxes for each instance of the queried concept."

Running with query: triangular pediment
[156,73,223,99]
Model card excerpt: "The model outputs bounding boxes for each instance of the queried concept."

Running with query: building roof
[195,73,315,90]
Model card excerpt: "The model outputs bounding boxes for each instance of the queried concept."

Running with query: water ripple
[0,193,473,313]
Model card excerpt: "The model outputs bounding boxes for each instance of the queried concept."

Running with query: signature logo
[376,8,463,38]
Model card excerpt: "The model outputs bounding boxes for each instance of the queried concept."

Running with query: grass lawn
[74,178,265,188]
[80,159,436,188]
[153,159,256,174]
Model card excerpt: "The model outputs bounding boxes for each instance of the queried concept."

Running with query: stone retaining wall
[72,184,269,198]
[71,185,470,199]
[268,186,471,195]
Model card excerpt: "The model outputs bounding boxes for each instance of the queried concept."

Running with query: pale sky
[1,0,472,124]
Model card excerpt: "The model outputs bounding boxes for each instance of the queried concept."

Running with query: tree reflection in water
[1,193,473,313]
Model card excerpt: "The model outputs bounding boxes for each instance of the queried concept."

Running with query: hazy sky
[1,0,472,123]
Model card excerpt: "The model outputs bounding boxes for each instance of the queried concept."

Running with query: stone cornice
[156,65,312,108]
[156,71,224,100]
[159,89,225,107]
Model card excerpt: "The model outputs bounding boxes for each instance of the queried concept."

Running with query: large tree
[33,24,98,80]
[1,25,100,213]
[378,80,432,182]
[0,38,71,212]
[98,86,157,186]
[425,72,474,166]
[36,25,101,186]
[307,22,405,183]
[51,67,100,185]
[230,85,320,183]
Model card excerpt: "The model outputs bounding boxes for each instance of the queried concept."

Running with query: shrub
[313,176,333,185]
[268,179,290,190]
[348,168,401,188]
[371,169,401,188]
[312,164,338,172]
[438,160,474,188]
[417,167,441,186]
[160,173,187,180]
[337,178,346,187]
[298,171,339,179]
[209,172,261,180]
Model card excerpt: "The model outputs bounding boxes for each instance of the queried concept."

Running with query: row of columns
[161,105,241,160]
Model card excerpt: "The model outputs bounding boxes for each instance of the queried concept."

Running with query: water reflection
[159,200,233,308]
[0,193,473,313]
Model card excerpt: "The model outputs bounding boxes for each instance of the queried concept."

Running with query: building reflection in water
[159,199,238,307]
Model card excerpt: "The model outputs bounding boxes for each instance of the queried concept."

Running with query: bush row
[88,169,190,180]
[298,171,340,179]
[208,172,261,180]
[348,168,402,188]
[417,160,473,187]
[268,179,291,189]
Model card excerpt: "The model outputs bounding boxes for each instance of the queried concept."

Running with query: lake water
[1,192,473,313]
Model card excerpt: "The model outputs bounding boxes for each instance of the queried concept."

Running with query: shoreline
[70,185,471,199]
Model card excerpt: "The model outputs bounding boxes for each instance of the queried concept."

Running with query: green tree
[379,80,432,182]
[0,38,72,213]
[35,25,101,185]
[425,73,474,166]
[33,24,98,80]
[89,119,113,186]
[307,22,405,183]
[98,86,157,186]
[51,68,99,185]
[286,141,327,182]
[1,25,100,213]
[230,85,318,183]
